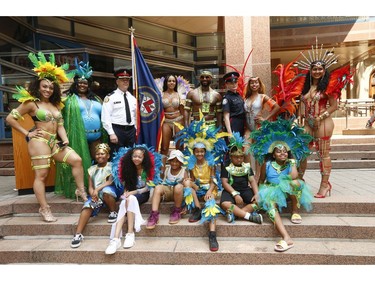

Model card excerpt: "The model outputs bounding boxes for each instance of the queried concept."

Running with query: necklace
[79,97,93,120]
[271,161,288,174]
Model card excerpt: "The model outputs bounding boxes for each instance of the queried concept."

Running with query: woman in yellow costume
[5,52,88,222]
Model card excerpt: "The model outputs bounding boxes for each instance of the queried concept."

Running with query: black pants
[110,124,136,159]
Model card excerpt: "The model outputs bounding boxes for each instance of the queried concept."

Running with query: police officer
[222,71,245,137]
[101,68,136,159]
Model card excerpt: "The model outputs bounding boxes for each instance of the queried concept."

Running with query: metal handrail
[342,100,375,129]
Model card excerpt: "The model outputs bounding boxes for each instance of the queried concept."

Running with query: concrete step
[3,194,375,216]
[0,160,14,168]
[0,168,14,176]
[307,159,375,169]
[2,213,375,240]
[1,236,375,265]
[308,151,375,161]
[330,143,374,151]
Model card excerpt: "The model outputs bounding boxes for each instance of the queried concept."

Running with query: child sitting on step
[175,114,229,252]
[250,118,313,252]
[70,143,123,248]
[220,132,263,224]
[146,149,188,229]
[104,144,162,255]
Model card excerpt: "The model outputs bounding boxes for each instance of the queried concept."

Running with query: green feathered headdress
[28,52,75,84]
[249,117,313,165]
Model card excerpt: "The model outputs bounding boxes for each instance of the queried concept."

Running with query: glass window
[37,17,71,36]
[133,19,173,42]
[177,33,194,46]
[75,23,130,48]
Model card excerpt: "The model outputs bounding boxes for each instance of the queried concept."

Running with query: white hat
[167,150,184,163]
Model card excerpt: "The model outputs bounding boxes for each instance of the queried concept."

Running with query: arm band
[319,111,330,120]
[10,109,24,120]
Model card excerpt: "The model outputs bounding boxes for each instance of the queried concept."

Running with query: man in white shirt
[101,68,137,159]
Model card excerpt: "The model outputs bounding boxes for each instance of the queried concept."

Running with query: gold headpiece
[296,38,339,71]
[95,143,110,154]
[268,141,290,154]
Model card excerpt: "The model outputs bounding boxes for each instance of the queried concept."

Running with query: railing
[341,99,375,129]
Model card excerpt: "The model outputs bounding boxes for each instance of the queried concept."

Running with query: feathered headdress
[28,52,74,84]
[174,111,230,170]
[228,131,248,156]
[249,117,313,165]
[111,144,163,190]
[73,58,93,80]
[223,49,253,98]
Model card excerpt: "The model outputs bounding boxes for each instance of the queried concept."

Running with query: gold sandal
[291,213,302,224]
[39,205,57,222]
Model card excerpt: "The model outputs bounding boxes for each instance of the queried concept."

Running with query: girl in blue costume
[55,59,107,200]
[104,144,162,255]
[250,118,313,252]
[175,112,230,252]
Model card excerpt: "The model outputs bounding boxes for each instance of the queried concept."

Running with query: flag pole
[129,26,136,97]
[129,26,140,141]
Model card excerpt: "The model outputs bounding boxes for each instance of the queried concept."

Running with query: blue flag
[133,37,164,150]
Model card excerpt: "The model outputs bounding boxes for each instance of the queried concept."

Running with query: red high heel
[314,181,332,198]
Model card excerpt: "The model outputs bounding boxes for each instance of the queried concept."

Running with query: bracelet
[231,191,240,197]
[319,111,330,120]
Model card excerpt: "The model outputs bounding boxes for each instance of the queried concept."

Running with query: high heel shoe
[75,187,88,202]
[39,205,57,222]
[314,181,332,198]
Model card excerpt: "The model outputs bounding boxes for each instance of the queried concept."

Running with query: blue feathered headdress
[249,117,313,165]
[73,58,93,80]
[111,144,162,190]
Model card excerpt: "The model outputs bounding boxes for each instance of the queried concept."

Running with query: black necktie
[124,93,131,124]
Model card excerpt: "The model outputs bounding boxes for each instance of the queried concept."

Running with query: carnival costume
[82,145,123,217]
[278,42,353,195]
[11,52,74,171]
[55,59,107,199]
[250,118,314,223]
[221,132,263,224]
[109,144,162,238]
[175,113,229,223]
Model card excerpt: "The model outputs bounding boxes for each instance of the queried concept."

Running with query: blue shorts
[82,184,123,217]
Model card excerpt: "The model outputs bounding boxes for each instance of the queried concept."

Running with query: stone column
[224,16,272,96]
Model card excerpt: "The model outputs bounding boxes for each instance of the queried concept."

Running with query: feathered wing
[176,76,190,100]
[154,77,165,95]
[223,49,253,97]
[272,61,307,117]
[12,86,39,104]
[326,65,354,99]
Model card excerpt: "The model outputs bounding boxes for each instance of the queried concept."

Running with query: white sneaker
[105,238,121,255]
[123,232,135,249]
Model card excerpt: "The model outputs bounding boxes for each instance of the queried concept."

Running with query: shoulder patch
[222,98,228,105]
[104,91,115,103]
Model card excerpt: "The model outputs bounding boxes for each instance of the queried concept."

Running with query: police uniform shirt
[101,88,137,135]
[222,90,245,118]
